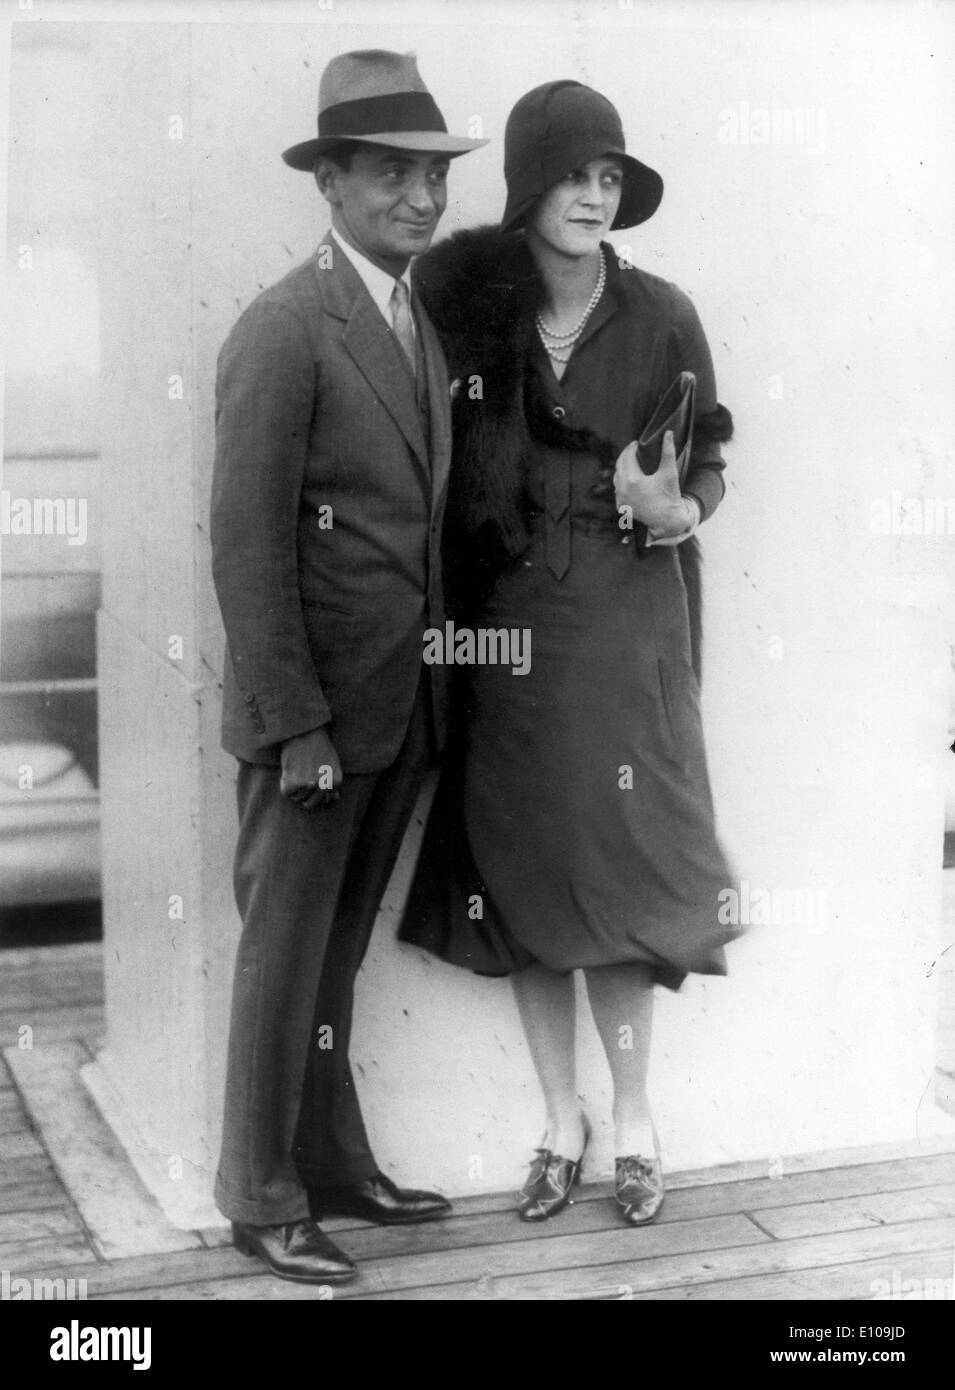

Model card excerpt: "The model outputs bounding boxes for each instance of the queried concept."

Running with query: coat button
[552,405,566,420]
[244,693,255,704]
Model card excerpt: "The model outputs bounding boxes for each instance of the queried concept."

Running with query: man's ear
[313,159,341,206]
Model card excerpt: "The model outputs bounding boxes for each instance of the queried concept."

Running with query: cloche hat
[501,80,663,232]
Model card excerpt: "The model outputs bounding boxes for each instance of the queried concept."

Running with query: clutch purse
[589,371,697,532]
[636,370,697,483]
[628,370,697,554]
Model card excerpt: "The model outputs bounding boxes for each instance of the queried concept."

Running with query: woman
[402,80,739,1226]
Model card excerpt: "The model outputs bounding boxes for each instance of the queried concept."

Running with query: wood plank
[0,1156,56,1189]
[0,1093,28,1126]
[0,943,102,972]
[33,1212,765,1300]
[0,1238,97,1271]
[352,1248,955,1302]
[0,1207,84,1243]
[627,1249,955,1301]
[0,992,62,1013]
[0,1113,29,1137]
[749,1183,955,1240]
[10,1244,261,1297]
[48,983,104,1008]
[212,1161,955,1264]
[0,1006,105,1048]
[17,1200,954,1303]
[0,1110,32,1137]
[5,1151,952,1277]
[0,1181,75,1215]
[0,1131,44,1160]
[363,1215,955,1303]
[103,1213,770,1300]
[0,967,104,1005]
[10,1156,955,1298]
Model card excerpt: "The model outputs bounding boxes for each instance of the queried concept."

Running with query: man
[210,50,486,1284]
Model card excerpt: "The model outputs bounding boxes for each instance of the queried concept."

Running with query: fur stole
[413,226,733,676]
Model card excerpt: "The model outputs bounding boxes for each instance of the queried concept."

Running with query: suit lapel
[314,237,430,482]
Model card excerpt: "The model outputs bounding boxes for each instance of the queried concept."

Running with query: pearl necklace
[535,252,607,363]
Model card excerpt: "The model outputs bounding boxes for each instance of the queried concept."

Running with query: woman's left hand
[613,429,694,538]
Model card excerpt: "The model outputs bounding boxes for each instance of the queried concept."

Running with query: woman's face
[528,155,624,257]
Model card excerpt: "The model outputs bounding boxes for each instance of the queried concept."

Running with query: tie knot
[391,278,410,309]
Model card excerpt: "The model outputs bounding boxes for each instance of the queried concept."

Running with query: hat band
[319,91,448,140]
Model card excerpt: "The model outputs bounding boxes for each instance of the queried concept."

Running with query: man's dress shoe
[232,1219,358,1283]
[314,1173,452,1225]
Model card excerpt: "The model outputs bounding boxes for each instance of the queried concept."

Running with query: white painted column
[84,7,952,1230]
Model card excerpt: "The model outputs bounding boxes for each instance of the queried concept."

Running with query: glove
[614,428,696,538]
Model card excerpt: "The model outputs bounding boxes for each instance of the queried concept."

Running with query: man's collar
[329,227,412,322]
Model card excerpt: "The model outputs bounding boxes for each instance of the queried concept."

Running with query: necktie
[390,278,416,377]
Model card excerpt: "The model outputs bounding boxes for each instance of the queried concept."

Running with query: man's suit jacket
[210,232,451,773]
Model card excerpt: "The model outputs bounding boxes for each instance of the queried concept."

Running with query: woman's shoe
[614,1154,665,1226]
[517,1120,590,1223]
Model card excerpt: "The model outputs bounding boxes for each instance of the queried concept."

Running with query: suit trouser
[214,679,434,1226]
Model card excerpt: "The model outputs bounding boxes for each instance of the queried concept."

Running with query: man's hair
[314,141,363,175]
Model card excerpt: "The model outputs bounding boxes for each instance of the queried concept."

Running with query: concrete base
[80,1053,225,1235]
[3,1041,206,1255]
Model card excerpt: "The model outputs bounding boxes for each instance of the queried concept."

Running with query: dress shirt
[330,227,415,335]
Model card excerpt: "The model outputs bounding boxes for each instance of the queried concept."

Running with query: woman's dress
[402,242,740,988]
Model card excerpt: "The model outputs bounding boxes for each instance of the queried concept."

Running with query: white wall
[62,0,955,1218]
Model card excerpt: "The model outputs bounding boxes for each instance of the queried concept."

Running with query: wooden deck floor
[1,941,954,1301]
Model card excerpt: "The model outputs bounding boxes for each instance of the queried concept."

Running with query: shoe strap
[617,1156,657,1182]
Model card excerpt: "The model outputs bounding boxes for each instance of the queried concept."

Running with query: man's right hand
[280,727,343,810]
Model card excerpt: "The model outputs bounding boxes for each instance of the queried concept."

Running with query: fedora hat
[282,49,487,170]
[501,80,663,232]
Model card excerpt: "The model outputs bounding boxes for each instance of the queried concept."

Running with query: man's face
[317,145,450,272]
